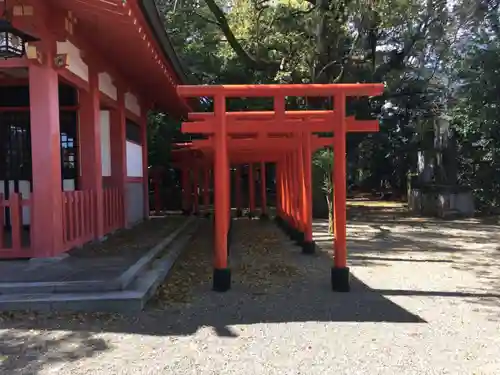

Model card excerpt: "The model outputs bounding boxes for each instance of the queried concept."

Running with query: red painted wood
[10,194,22,251]
[214,95,229,270]
[46,0,190,116]
[248,163,255,214]
[177,83,384,98]
[302,133,313,242]
[182,117,378,134]
[235,166,242,212]
[140,113,149,219]
[260,162,267,215]
[333,94,348,268]
[29,62,64,257]
[62,190,97,249]
[79,68,105,238]
[111,91,128,226]
[188,110,336,120]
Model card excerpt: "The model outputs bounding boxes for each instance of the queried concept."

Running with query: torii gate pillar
[331,94,349,292]
[213,95,231,291]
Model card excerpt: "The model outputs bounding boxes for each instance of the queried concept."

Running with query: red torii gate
[176,83,384,293]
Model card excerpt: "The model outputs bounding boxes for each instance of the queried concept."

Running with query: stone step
[0,216,196,295]
[0,218,200,313]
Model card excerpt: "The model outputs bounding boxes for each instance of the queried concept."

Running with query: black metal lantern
[0,17,39,59]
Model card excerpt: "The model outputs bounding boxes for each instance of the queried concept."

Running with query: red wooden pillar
[277,161,284,217]
[332,93,349,292]
[193,167,199,215]
[181,166,191,214]
[284,153,291,223]
[275,161,281,217]
[260,162,268,218]
[203,167,210,215]
[296,139,305,241]
[248,163,255,217]
[235,165,242,217]
[291,149,299,230]
[29,62,64,257]
[213,94,230,291]
[301,132,315,254]
[79,68,104,239]
[110,90,127,226]
[140,113,149,219]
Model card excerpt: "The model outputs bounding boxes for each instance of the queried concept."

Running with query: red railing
[0,193,32,258]
[62,190,96,249]
[103,187,124,234]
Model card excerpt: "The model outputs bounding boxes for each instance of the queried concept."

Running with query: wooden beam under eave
[0,59,29,69]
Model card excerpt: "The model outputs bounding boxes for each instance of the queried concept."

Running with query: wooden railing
[0,193,32,258]
[103,187,124,234]
[62,190,96,249]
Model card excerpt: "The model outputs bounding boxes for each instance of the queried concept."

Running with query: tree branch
[193,11,220,26]
[372,12,440,82]
[204,0,279,72]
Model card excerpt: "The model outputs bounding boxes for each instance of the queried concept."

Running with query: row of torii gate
[171,84,384,292]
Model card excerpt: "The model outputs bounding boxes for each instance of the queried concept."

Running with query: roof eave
[138,0,188,85]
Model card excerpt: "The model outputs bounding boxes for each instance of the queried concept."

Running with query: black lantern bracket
[0,1,40,59]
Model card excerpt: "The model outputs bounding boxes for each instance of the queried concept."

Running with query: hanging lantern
[0,17,39,59]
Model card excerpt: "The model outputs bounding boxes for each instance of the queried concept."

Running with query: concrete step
[0,218,201,313]
[0,216,196,295]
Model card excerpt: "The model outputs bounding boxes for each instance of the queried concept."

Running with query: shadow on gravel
[0,271,427,340]
[0,219,428,341]
[329,203,500,322]
[0,330,110,374]
[2,204,500,341]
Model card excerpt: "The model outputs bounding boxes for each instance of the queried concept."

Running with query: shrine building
[0,0,189,258]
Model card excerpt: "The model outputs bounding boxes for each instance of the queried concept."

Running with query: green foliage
[451,28,500,210]
[312,148,334,195]
[146,0,500,211]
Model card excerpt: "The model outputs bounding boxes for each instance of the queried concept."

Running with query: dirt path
[1,206,499,374]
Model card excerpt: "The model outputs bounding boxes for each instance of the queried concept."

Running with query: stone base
[331,267,350,292]
[247,211,255,219]
[213,268,231,292]
[301,240,316,255]
[235,209,243,218]
[409,185,474,218]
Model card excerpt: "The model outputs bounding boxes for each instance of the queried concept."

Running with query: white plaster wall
[56,40,89,82]
[126,141,143,177]
[125,92,141,116]
[63,180,76,192]
[100,111,112,177]
[98,72,118,101]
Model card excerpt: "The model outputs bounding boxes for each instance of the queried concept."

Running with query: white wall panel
[98,72,118,101]
[125,92,141,116]
[100,111,112,177]
[56,40,89,82]
[126,141,143,177]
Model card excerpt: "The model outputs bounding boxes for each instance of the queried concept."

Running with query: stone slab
[0,217,195,295]
[0,218,200,313]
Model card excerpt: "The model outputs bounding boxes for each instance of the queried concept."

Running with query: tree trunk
[326,194,333,234]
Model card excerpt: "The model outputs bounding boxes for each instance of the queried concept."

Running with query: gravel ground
[1,206,500,375]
